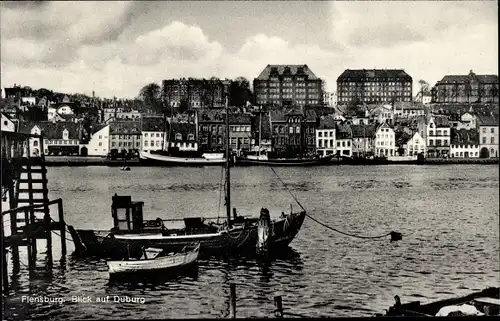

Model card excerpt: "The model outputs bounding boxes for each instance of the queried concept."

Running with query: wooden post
[58,200,66,256]
[274,295,284,318]
[9,211,19,272]
[229,283,236,319]
[43,209,52,267]
[24,209,34,270]
[1,213,9,294]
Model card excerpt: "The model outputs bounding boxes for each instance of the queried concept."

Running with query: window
[482,128,486,133]
[430,139,434,146]
[491,137,495,144]
[296,126,300,134]
[289,127,294,134]
[482,137,487,144]
[429,130,434,136]
[188,134,195,141]
[34,140,38,147]
[491,128,495,133]
[318,132,322,137]
[99,142,102,146]
[112,142,116,147]
[144,133,148,137]
[318,139,323,147]
[444,139,448,146]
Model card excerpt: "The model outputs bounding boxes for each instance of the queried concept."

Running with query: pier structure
[1,130,67,294]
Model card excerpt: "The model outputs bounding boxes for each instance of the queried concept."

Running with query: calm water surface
[2,165,499,319]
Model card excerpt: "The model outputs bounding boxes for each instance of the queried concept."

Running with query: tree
[347,96,364,117]
[418,80,430,95]
[138,83,162,114]
[229,77,252,107]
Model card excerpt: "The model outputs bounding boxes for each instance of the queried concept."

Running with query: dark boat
[69,99,306,259]
[235,154,334,166]
[382,287,499,317]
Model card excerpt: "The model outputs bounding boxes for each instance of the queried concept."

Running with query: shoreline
[42,156,500,166]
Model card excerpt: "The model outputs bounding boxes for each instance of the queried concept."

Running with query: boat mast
[225,95,231,228]
[258,108,262,156]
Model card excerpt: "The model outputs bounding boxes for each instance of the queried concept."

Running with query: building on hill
[316,116,336,156]
[253,64,324,107]
[398,131,425,156]
[450,128,479,158]
[83,124,110,156]
[432,70,499,104]
[367,104,394,125]
[1,112,17,132]
[476,114,499,158]
[393,102,426,118]
[162,78,230,109]
[337,69,413,105]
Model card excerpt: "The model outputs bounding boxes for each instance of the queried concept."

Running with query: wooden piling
[274,295,284,318]
[1,213,8,294]
[43,210,53,267]
[9,211,19,272]
[58,200,66,256]
[24,209,34,270]
[229,283,236,319]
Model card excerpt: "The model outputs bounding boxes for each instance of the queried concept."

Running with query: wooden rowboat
[107,243,200,276]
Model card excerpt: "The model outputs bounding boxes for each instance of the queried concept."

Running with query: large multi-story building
[432,70,499,104]
[337,69,413,104]
[162,78,231,109]
[253,64,324,107]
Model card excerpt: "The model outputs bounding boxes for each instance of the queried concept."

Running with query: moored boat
[382,287,500,316]
[236,154,334,166]
[107,243,200,277]
[139,150,226,166]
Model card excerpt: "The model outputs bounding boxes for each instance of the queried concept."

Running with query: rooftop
[337,69,412,82]
[255,64,319,81]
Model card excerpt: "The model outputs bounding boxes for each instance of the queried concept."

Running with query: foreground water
[2,165,499,319]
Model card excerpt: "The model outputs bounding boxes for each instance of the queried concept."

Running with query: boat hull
[235,156,334,166]
[140,151,226,166]
[108,244,199,275]
[72,211,306,259]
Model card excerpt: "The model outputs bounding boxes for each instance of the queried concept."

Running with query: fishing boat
[107,243,200,277]
[382,287,499,317]
[69,98,306,259]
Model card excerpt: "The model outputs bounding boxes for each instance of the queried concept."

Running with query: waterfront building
[374,122,395,157]
[476,114,499,158]
[432,70,499,104]
[229,113,252,152]
[315,116,336,156]
[84,124,110,156]
[109,121,141,153]
[1,113,17,132]
[253,64,324,107]
[269,108,317,156]
[450,128,479,158]
[393,102,426,118]
[351,124,377,157]
[197,109,226,152]
[337,69,413,104]
[19,121,81,156]
[141,116,165,153]
[167,122,198,151]
[335,122,352,157]
[426,115,451,158]
[250,111,273,153]
[401,131,425,156]
[162,78,230,109]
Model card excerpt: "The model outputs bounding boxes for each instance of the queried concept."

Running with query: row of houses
[2,104,498,159]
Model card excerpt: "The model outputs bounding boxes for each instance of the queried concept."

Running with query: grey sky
[0,0,497,98]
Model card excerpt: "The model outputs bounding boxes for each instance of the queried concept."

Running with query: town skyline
[1,0,498,99]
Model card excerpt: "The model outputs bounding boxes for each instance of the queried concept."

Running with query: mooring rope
[269,167,402,241]
[51,230,75,243]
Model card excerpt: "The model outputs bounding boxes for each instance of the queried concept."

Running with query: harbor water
[2,165,499,319]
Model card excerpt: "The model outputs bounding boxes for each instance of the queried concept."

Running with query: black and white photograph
[1,0,499,319]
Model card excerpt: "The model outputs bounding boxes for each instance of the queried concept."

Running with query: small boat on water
[382,287,500,316]
[107,243,200,277]
[120,166,131,171]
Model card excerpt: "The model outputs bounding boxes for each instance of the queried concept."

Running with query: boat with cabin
[69,98,306,259]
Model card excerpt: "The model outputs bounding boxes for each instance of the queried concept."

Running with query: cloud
[0,1,497,99]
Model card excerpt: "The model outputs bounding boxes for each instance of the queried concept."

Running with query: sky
[0,0,498,99]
